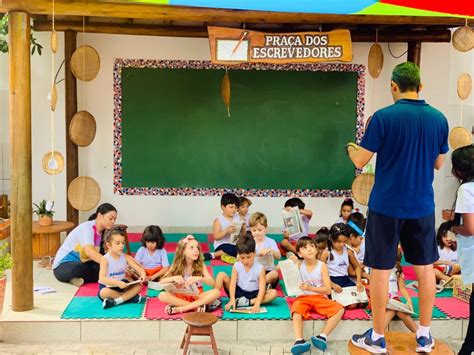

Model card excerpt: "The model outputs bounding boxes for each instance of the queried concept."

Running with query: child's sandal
[165,305,182,315]
[197,305,206,313]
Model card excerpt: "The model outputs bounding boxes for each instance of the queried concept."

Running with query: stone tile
[462,319,468,338]
[213,320,237,341]
[327,320,372,341]
[430,319,463,339]
[81,321,160,341]
[237,320,311,341]
[1,322,81,342]
[159,321,187,341]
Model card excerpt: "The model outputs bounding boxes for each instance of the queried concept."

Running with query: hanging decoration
[42,151,64,175]
[368,41,383,79]
[452,25,474,53]
[351,164,375,206]
[67,176,101,211]
[70,45,101,82]
[221,68,231,118]
[69,111,97,147]
[457,73,472,100]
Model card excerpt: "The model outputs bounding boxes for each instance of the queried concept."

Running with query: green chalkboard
[120,66,358,191]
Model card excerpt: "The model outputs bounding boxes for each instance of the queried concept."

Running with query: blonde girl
[159,235,220,314]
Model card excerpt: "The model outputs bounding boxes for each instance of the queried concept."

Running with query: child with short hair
[159,235,220,314]
[450,144,474,355]
[434,221,461,285]
[215,236,278,312]
[238,196,252,230]
[281,197,313,257]
[98,229,146,309]
[249,212,281,287]
[289,237,344,353]
[315,227,329,261]
[346,213,369,281]
[135,225,169,281]
[384,248,418,333]
[320,223,365,309]
[335,198,354,224]
[205,192,243,263]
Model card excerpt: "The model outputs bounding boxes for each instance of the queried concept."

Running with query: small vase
[0,276,5,318]
[38,215,53,227]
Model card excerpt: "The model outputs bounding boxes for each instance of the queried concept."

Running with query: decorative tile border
[113,59,366,197]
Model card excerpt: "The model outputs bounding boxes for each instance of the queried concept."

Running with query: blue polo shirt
[360,99,449,219]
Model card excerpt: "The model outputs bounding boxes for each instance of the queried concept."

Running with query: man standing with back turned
[347,62,449,353]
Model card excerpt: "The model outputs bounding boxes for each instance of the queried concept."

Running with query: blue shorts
[215,243,237,257]
[330,276,356,288]
[364,210,438,269]
[98,279,128,300]
[235,285,259,300]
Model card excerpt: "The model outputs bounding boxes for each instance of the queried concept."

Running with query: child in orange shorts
[135,225,169,281]
[289,237,344,354]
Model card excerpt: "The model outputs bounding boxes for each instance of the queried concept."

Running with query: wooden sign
[208,26,352,65]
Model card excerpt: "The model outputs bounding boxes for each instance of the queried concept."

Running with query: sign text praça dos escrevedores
[252,34,343,60]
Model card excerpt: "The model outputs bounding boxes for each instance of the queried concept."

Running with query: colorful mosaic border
[113,59,366,197]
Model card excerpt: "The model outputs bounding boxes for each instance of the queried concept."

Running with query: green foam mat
[129,242,141,253]
[221,297,291,320]
[147,288,161,298]
[62,296,145,319]
[163,233,209,242]
[400,297,448,319]
[212,265,233,277]
[436,288,454,298]
[267,233,284,243]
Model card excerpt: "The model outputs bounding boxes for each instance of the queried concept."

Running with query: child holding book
[449,144,474,355]
[238,196,252,230]
[288,237,344,353]
[135,225,169,281]
[249,212,281,288]
[159,235,220,314]
[205,192,243,264]
[320,223,365,309]
[98,229,146,309]
[434,221,461,285]
[384,248,418,332]
[281,198,313,257]
[215,236,277,312]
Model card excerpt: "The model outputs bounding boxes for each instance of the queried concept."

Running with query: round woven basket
[70,45,100,82]
[449,127,472,150]
[67,176,101,211]
[42,150,64,175]
[351,173,375,206]
[452,26,474,52]
[457,73,472,100]
[368,43,383,79]
[69,110,97,147]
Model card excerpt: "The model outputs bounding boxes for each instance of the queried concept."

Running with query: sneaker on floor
[102,298,116,309]
[221,254,237,264]
[235,296,250,308]
[130,294,142,304]
[290,340,311,354]
[416,334,435,353]
[311,335,327,351]
[206,299,222,312]
[69,278,84,287]
[203,252,213,261]
[351,329,387,354]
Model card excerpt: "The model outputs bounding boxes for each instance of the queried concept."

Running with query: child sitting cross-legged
[289,237,344,354]
[215,235,278,312]
[135,225,170,282]
[159,235,221,314]
[99,229,146,309]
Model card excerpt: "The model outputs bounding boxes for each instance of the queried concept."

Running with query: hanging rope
[49,0,56,203]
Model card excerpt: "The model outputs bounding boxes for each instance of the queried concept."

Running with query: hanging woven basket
[449,127,472,150]
[69,110,97,147]
[41,150,64,175]
[70,45,101,81]
[452,26,474,52]
[351,173,375,206]
[67,176,101,211]
[457,73,472,100]
[368,43,384,79]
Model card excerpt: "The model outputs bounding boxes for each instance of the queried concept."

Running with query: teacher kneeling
[53,203,117,286]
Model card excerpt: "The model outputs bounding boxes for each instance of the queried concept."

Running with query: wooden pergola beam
[0,0,470,25]
[32,20,452,42]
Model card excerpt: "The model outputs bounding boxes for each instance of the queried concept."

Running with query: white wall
[1,31,473,231]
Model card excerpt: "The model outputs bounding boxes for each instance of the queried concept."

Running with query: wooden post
[407,41,422,67]
[64,30,79,226]
[8,11,33,311]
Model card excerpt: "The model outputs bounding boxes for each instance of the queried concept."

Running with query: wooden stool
[180,312,218,355]
[348,331,453,354]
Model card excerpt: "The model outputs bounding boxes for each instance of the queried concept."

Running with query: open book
[106,279,142,287]
[282,207,304,238]
[161,282,199,295]
[279,259,304,297]
[387,298,415,315]
[230,220,244,244]
[256,253,274,270]
[331,286,368,307]
[147,280,164,291]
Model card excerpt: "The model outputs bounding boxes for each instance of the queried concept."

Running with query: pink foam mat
[434,297,470,319]
[128,233,142,242]
[211,259,234,266]
[75,282,148,297]
[144,297,223,320]
[402,266,417,281]
[342,308,370,320]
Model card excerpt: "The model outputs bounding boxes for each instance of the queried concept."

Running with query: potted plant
[0,242,12,317]
[33,200,55,226]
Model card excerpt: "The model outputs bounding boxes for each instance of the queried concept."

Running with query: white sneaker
[69,278,84,287]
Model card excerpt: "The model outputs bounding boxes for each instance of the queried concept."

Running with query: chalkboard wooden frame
[113,59,366,197]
